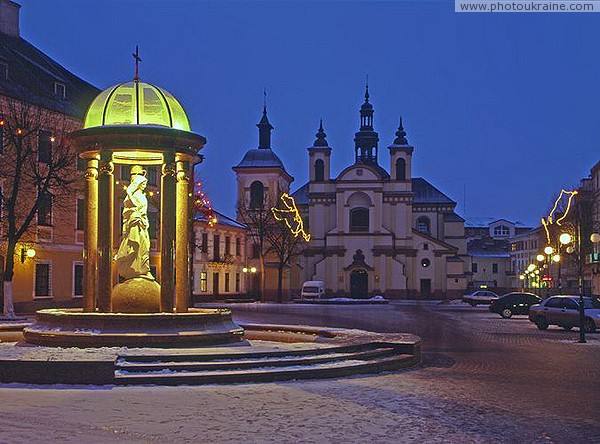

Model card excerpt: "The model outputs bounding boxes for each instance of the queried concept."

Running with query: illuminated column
[160,154,177,312]
[175,160,190,312]
[83,156,99,312]
[97,151,114,312]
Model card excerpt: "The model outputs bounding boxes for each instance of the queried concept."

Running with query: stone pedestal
[112,278,161,313]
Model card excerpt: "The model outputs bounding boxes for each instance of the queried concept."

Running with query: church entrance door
[350,269,368,298]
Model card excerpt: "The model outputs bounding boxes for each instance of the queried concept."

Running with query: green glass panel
[161,88,191,131]
[83,85,117,128]
[83,82,191,131]
[105,82,136,125]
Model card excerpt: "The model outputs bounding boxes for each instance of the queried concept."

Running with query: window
[416,216,430,234]
[472,263,478,273]
[213,234,220,261]
[225,272,230,292]
[235,273,240,292]
[235,237,241,256]
[148,211,158,240]
[37,191,52,226]
[73,263,83,297]
[314,159,324,182]
[350,207,369,232]
[201,233,208,253]
[200,271,207,292]
[493,225,510,237]
[252,243,260,259]
[35,263,51,297]
[38,130,52,164]
[225,236,231,255]
[423,243,429,251]
[54,82,66,100]
[395,158,406,181]
[492,263,498,274]
[76,198,84,230]
[250,181,264,208]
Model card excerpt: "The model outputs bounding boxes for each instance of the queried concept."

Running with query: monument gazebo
[24,70,244,347]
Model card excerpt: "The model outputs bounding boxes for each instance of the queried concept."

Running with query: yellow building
[0,0,99,313]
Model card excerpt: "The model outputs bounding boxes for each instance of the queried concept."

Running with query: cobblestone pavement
[0,302,598,443]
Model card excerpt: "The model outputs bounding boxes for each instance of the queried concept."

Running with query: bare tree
[236,202,274,301]
[0,98,79,318]
[264,216,306,303]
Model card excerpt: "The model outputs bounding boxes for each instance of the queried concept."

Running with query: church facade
[291,88,469,299]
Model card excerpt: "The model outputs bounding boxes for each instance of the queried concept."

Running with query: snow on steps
[114,343,417,385]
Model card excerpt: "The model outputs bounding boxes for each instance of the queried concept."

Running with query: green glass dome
[83,81,191,131]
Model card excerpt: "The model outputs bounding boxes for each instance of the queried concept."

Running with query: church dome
[83,81,191,131]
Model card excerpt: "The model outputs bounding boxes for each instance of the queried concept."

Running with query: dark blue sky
[22,1,600,225]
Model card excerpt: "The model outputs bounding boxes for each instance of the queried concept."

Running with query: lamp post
[242,266,257,298]
[560,230,586,343]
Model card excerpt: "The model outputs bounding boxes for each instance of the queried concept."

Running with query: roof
[291,182,309,206]
[83,81,190,131]
[444,212,465,222]
[233,148,288,171]
[0,31,99,119]
[195,209,247,230]
[464,217,530,229]
[468,238,510,258]
[412,178,455,205]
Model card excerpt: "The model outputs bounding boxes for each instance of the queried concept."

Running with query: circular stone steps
[114,342,417,385]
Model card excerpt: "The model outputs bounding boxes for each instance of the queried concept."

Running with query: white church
[234,87,469,300]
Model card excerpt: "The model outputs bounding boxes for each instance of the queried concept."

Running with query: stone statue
[115,165,153,280]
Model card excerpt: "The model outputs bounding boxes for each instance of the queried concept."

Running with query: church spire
[354,82,379,164]
[313,119,328,147]
[393,116,409,145]
[257,99,273,149]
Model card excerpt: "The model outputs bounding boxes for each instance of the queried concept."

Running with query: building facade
[0,0,99,313]
[292,89,468,299]
[192,210,250,301]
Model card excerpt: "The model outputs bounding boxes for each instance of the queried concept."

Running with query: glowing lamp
[591,233,600,243]
[250,267,257,273]
[559,233,572,245]
[566,246,575,254]
[552,254,560,263]
[544,246,554,255]
[242,267,248,273]
[527,264,536,272]
[536,254,545,262]
[519,275,525,280]
[20,247,36,263]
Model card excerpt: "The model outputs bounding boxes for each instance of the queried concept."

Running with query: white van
[300,280,325,299]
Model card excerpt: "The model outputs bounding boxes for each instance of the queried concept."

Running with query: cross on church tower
[132,45,142,81]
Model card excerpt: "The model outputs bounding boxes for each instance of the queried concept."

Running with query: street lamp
[561,229,587,343]
[20,247,36,263]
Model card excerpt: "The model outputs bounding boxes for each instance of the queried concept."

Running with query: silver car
[528,295,600,333]
[462,290,499,306]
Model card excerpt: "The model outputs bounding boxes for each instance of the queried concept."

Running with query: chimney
[0,0,20,38]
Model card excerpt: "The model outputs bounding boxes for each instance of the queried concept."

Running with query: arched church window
[314,159,324,182]
[250,181,264,208]
[350,207,369,232]
[396,158,406,181]
[416,216,431,234]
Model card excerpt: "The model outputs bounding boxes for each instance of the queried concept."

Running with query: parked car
[300,280,325,299]
[528,295,600,333]
[489,292,542,318]
[462,290,499,306]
